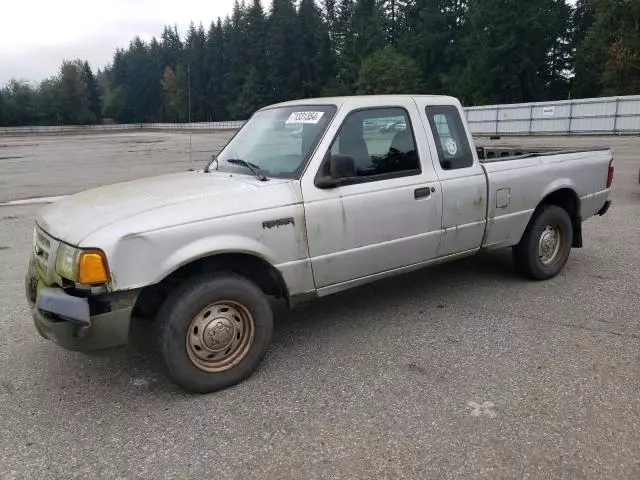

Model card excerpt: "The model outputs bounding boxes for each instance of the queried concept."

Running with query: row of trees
[1,60,102,126]
[1,0,639,126]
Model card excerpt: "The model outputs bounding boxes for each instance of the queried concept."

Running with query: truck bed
[476,145,610,163]
[478,145,612,251]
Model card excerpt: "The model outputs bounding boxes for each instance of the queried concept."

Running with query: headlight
[55,243,80,280]
[55,244,110,284]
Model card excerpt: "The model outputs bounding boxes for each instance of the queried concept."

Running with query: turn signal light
[78,251,110,284]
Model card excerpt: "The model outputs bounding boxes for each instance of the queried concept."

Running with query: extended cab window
[325,108,420,180]
[425,105,473,170]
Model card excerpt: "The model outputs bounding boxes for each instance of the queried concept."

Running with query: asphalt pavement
[0,133,639,479]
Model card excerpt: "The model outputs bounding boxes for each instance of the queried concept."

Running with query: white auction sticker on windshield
[285,111,325,124]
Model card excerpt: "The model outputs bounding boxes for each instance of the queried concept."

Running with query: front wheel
[513,205,573,280]
[155,273,273,393]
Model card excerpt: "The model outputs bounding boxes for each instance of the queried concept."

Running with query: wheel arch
[516,187,581,248]
[536,188,582,248]
[133,252,290,320]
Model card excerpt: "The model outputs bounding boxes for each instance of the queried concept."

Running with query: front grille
[33,226,59,285]
[35,228,51,273]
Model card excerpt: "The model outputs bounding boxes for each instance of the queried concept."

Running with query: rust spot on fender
[262,217,295,229]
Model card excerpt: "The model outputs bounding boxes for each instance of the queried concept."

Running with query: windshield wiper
[226,158,268,181]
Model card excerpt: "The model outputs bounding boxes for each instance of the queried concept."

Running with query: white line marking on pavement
[467,400,497,418]
[0,195,68,206]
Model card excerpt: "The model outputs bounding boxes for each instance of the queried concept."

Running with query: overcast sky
[1,0,578,87]
[0,0,241,85]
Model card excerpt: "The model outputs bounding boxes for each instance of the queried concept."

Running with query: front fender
[107,233,280,290]
[156,234,279,285]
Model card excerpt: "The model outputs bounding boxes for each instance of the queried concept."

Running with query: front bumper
[26,255,136,352]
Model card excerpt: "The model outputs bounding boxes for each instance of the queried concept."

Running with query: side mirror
[315,155,356,189]
[315,176,341,189]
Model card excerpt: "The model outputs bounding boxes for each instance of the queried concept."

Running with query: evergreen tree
[322,0,338,44]
[130,36,164,121]
[599,0,640,95]
[349,0,386,61]
[334,0,385,94]
[398,0,466,94]
[223,2,250,118]
[59,60,93,124]
[160,25,183,72]
[572,0,596,50]
[233,67,269,118]
[267,0,300,103]
[204,18,227,121]
[183,23,208,121]
[449,0,571,105]
[574,0,640,97]
[380,0,408,45]
[0,89,5,126]
[356,45,423,94]
[230,0,271,117]
[297,0,335,98]
[102,85,129,122]
[1,80,39,126]
[82,61,102,122]
[334,0,355,57]
[8,0,640,126]
[162,65,185,121]
[36,77,63,125]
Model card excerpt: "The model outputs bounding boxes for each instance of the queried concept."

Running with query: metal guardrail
[2,95,640,136]
[142,121,246,130]
[0,124,141,134]
[0,121,245,135]
[464,95,640,136]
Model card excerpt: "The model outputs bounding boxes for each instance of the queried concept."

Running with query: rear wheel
[156,273,273,393]
[513,205,573,280]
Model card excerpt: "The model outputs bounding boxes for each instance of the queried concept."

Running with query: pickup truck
[25,95,613,393]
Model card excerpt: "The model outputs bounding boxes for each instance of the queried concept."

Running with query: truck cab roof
[264,94,462,110]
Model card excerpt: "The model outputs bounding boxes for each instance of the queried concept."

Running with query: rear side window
[425,105,474,170]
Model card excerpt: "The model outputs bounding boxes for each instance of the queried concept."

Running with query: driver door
[301,99,443,291]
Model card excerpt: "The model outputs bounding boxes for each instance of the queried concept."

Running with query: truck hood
[37,171,293,245]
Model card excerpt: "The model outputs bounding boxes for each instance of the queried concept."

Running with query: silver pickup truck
[26,95,613,392]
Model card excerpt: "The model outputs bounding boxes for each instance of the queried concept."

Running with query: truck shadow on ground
[278,249,518,327]
[46,248,519,396]
[122,249,520,390]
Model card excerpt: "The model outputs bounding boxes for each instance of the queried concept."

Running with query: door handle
[414,187,432,199]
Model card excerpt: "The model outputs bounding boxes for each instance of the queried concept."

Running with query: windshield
[210,105,337,179]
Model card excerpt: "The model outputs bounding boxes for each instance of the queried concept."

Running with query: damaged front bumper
[25,254,138,352]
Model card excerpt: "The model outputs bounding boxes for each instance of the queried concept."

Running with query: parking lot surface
[0,131,234,203]
[1,133,639,479]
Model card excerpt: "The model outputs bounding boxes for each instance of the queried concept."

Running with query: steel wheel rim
[186,301,255,372]
[538,224,562,265]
